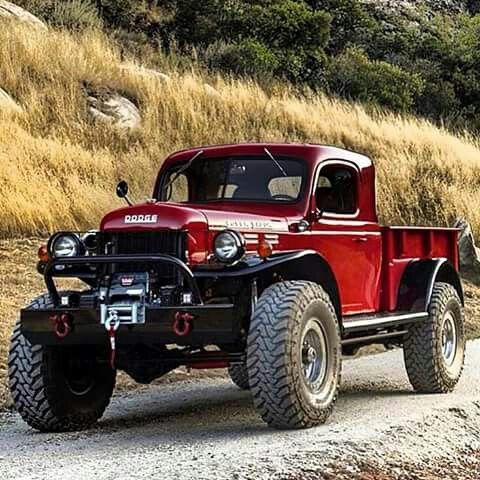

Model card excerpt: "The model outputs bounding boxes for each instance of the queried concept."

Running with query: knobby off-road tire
[8,293,116,432]
[228,363,250,390]
[403,282,465,393]
[247,281,341,429]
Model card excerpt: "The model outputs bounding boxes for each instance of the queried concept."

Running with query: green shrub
[205,39,279,77]
[327,47,424,112]
[50,0,103,31]
[96,0,172,34]
[236,1,330,50]
[305,0,377,54]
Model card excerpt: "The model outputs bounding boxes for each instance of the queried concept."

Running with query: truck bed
[381,226,459,312]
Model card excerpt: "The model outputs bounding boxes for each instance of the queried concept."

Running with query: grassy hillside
[2,21,480,238]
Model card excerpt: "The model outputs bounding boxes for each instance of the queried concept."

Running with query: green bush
[205,39,280,77]
[96,0,172,35]
[305,0,377,54]
[327,47,424,112]
[49,0,102,31]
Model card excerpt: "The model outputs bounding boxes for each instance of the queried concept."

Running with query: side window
[315,166,357,214]
[165,173,188,202]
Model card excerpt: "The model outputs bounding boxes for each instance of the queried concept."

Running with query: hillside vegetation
[15,0,480,131]
[1,21,480,237]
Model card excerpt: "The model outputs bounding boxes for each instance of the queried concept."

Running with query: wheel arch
[256,251,342,321]
[195,250,342,321]
[397,258,464,312]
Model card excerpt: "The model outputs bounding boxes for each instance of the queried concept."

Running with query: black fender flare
[396,258,464,313]
[194,250,342,320]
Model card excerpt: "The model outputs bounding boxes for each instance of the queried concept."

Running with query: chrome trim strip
[343,312,428,331]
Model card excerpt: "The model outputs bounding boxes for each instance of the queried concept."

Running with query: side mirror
[116,180,132,205]
[116,180,129,198]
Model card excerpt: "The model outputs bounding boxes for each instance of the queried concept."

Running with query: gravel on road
[1,341,480,479]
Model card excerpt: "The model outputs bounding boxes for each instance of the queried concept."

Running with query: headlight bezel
[48,232,83,258]
[213,230,245,264]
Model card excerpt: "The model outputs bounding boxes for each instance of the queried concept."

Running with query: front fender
[194,250,342,319]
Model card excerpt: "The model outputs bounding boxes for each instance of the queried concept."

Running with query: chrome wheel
[441,310,457,366]
[301,318,328,393]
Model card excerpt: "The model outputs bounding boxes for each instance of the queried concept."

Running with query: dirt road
[1,342,480,480]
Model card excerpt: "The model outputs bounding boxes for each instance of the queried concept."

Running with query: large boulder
[87,93,141,130]
[454,218,480,274]
[0,87,22,113]
[0,1,47,29]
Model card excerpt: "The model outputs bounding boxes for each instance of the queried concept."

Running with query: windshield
[159,156,306,203]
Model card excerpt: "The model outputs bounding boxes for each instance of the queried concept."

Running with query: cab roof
[160,143,372,171]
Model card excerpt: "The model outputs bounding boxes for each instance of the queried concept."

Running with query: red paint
[188,360,229,369]
[100,143,460,317]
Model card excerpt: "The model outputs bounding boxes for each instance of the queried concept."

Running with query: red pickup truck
[9,143,465,431]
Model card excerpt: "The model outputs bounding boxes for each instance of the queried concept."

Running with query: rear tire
[8,294,116,432]
[403,282,465,393]
[228,363,250,390]
[247,281,341,429]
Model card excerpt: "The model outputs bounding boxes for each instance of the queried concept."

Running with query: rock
[87,93,141,130]
[454,218,480,272]
[0,1,47,29]
[0,87,22,113]
[120,63,170,82]
[204,83,220,97]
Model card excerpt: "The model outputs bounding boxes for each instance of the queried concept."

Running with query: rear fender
[397,258,464,312]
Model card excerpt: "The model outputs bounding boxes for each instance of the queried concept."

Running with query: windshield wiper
[162,150,204,194]
[264,147,287,177]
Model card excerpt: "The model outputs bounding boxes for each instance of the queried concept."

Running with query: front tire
[247,281,341,429]
[8,294,116,432]
[403,282,465,393]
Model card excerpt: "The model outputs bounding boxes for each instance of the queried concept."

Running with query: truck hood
[100,203,208,232]
[100,202,290,233]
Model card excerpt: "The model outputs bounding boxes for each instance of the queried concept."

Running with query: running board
[342,311,428,334]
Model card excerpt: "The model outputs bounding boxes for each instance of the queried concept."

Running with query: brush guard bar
[43,254,203,307]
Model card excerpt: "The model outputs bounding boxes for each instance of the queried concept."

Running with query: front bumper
[21,304,238,346]
[25,253,240,346]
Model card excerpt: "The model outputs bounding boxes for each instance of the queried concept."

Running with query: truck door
[311,162,382,315]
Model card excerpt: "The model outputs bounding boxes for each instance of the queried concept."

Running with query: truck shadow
[95,378,415,440]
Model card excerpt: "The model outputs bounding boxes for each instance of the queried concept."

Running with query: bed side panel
[381,227,459,312]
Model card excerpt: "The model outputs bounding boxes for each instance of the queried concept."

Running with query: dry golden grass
[1,21,480,236]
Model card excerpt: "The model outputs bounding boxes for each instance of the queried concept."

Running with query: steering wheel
[272,194,295,201]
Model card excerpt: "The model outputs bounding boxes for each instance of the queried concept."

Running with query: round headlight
[50,234,80,258]
[82,230,98,252]
[214,230,245,264]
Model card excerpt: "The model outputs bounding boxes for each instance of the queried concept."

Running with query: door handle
[353,237,368,243]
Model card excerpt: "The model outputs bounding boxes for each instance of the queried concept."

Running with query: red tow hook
[50,313,72,339]
[173,311,194,337]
